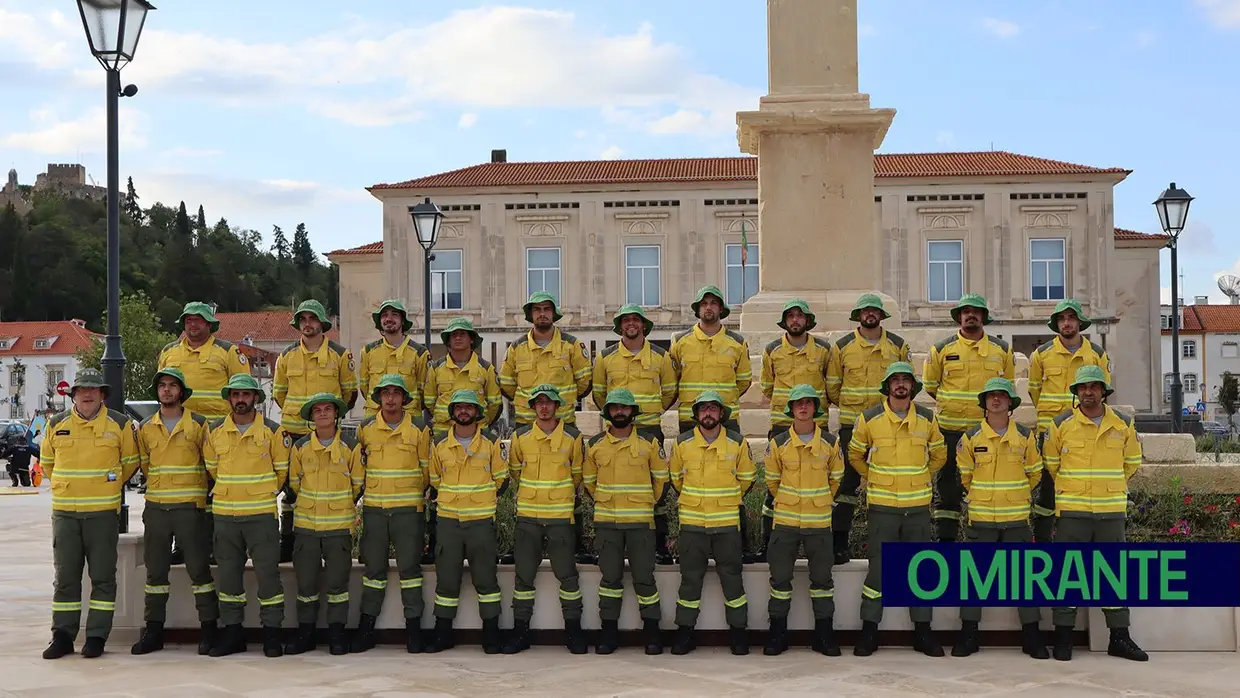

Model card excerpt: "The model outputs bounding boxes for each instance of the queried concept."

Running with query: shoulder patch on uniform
[1035,340,1055,355]
[364,339,383,352]
[724,330,746,346]
[1089,341,1105,357]
[359,415,378,429]
[861,404,885,421]
[914,405,935,423]
[514,424,534,438]
[812,336,832,351]
[835,333,856,350]
[1016,423,1033,438]
[263,417,281,433]
[139,414,155,428]
[294,434,313,449]
[49,410,71,428]
[477,356,493,370]
[671,330,690,343]
[327,340,348,356]
[409,414,427,430]
[934,335,956,352]
[587,432,606,448]
[887,331,907,349]
[212,337,235,351]
[764,338,781,354]
[429,357,447,369]
[559,330,580,344]
[480,428,500,443]
[1113,409,1133,426]
[507,338,524,349]
[649,343,668,356]
[772,430,793,448]
[676,429,696,444]
[819,430,838,447]
[161,340,180,353]
[408,338,428,354]
[724,428,744,444]
[206,416,225,429]
[433,432,450,446]
[1052,409,1074,427]
[280,342,299,356]
[105,408,131,428]
[987,335,1010,352]
[965,424,983,439]
[340,432,358,449]
[600,344,619,358]
[562,424,582,439]
[190,412,208,426]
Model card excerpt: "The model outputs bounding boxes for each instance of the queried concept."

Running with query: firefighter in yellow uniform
[849,362,947,657]
[1044,366,1147,663]
[825,293,909,563]
[41,369,140,660]
[921,293,1014,543]
[952,378,1045,659]
[159,301,250,420]
[1027,298,1111,542]
[358,299,430,418]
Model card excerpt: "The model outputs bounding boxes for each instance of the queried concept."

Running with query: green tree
[196,204,207,231]
[76,291,177,401]
[123,176,144,224]
[292,222,314,276]
[1218,371,1239,435]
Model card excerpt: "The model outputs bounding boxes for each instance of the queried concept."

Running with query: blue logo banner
[880,543,1240,607]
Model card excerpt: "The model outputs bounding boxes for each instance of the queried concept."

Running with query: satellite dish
[1219,275,1240,305]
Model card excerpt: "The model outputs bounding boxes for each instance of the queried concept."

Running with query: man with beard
[1043,366,1147,663]
[583,389,669,655]
[668,392,756,656]
[359,300,430,419]
[205,373,292,659]
[159,302,250,421]
[40,370,140,660]
[1026,299,1111,542]
[825,293,909,563]
[848,362,947,657]
[130,368,217,657]
[592,304,677,565]
[921,294,1014,543]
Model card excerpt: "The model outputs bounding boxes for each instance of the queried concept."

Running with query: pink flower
[1184,496,1193,504]
[1205,504,1220,515]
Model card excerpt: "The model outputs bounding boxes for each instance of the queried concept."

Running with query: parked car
[1201,420,1230,437]
[0,422,28,452]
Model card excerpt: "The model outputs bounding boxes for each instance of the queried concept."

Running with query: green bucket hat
[691,390,732,423]
[691,285,730,320]
[1047,298,1092,333]
[441,317,483,352]
[879,361,923,399]
[151,367,193,403]
[299,392,348,422]
[783,384,825,419]
[951,293,992,325]
[850,293,891,322]
[602,388,640,421]
[523,291,563,323]
[370,374,413,406]
[290,299,333,332]
[1069,365,1113,397]
[220,373,266,404]
[613,304,654,336]
[176,301,220,333]
[527,383,564,408]
[372,299,413,333]
[977,377,1021,410]
[70,369,110,398]
[778,299,817,332]
[446,389,486,423]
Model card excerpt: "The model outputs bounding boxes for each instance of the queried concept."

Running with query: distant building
[0,319,101,418]
[0,163,108,216]
[1160,300,1240,422]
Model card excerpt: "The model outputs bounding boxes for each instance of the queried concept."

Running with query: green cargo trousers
[142,504,218,624]
[675,526,747,628]
[293,531,353,625]
[433,518,501,620]
[767,526,835,620]
[595,525,660,621]
[861,507,933,624]
[513,518,583,622]
[933,430,966,541]
[51,511,119,640]
[214,514,285,628]
[360,506,425,619]
[961,524,1041,624]
[1053,516,1129,628]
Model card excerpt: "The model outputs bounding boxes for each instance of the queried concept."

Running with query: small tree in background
[76,291,177,401]
[1217,371,1239,437]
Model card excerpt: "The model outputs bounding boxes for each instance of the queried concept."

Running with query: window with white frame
[1183,340,1197,358]
[625,245,661,307]
[1163,373,1174,403]
[725,244,760,306]
[1160,314,1172,330]
[525,247,561,304]
[1184,373,1199,393]
[1223,342,1239,359]
[1030,238,1066,301]
[430,249,463,310]
[927,240,964,303]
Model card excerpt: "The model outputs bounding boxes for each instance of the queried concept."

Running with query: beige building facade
[329,150,1167,414]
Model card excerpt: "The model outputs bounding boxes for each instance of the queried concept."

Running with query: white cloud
[0,8,78,72]
[0,105,147,154]
[458,112,478,129]
[980,18,1021,39]
[599,145,624,160]
[936,130,955,146]
[1197,0,1240,28]
[310,97,426,128]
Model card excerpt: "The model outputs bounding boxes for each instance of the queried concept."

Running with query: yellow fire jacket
[848,402,947,509]
[584,429,669,528]
[508,421,584,522]
[424,352,502,437]
[765,426,844,529]
[922,333,1015,433]
[357,413,430,511]
[273,339,358,435]
[669,325,752,423]
[958,420,1041,526]
[138,410,210,508]
[1043,407,1142,518]
[43,408,140,514]
[359,336,430,416]
[669,427,756,529]
[204,416,291,518]
[159,336,250,418]
[428,428,508,522]
[499,329,592,425]
[288,431,364,535]
[1027,337,1111,433]
[825,329,911,428]
[761,335,832,428]
[591,340,677,428]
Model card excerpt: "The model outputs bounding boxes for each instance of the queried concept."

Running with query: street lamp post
[78,0,155,533]
[410,198,445,353]
[1155,182,1194,433]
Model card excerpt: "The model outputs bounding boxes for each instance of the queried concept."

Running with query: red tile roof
[370,151,1130,190]
[1114,227,1171,241]
[1162,307,1204,334]
[327,241,382,257]
[1187,305,1240,333]
[0,320,100,356]
[213,311,340,345]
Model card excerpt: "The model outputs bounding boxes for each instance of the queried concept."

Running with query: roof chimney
[1194,295,1209,305]
[491,149,507,163]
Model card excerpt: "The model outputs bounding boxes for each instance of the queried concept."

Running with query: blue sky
[1,0,1237,305]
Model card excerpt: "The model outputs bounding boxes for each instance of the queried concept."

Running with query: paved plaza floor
[2,487,1238,697]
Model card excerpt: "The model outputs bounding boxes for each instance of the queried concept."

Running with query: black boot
[482,617,502,654]
[423,618,454,654]
[328,623,348,656]
[729,626,749,655]
[833,529,851,565]
[853,620,879,656]
[1107,628,1149,662]
[209,624,246,657]
[812,618,840,656]
[1021,622,1049,659]
[283,623,316,655]
[643,618,663,655]
[406,618,424,654]
[1052,624,1074,661]
[565,618,588,654]
[262,626,283,658]
[654,529,675,565]
[42,631,74,660]
[596,619,619,655]
[763,617,788,656]
[951,620,979,657]
[198,622,218,656]
[913,621,944,657]
[502,619,531,654]
[81,637,105,659]
[130,622,165,655]
[670,625,696,655]
[351,614,377,653]
[498,552,516,565]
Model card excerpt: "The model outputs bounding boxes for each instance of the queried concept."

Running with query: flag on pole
[740,220,749,266]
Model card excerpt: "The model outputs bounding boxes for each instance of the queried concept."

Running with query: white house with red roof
[0,319,101,418]
[1159,301,1240,420]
